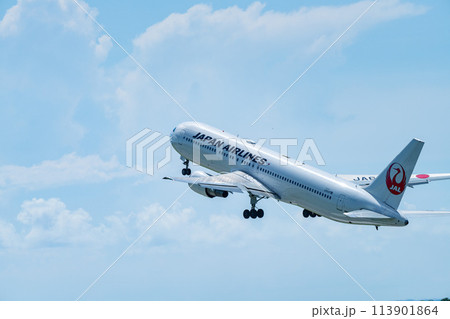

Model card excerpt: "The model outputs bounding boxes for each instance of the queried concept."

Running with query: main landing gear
[181,157,191,176]
[243,194,264,219]
[302,209,321,218]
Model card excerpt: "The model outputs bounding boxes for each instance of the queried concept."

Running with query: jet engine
[188,171,229,198]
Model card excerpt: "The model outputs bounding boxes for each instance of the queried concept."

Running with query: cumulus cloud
[133,0,426,54]
[93,34,113,61]
[0,153,134,190]
[0,0,432,252]
[17,198,109,247]
[0,0,23,37]
[133,202,265,246]
[0,198,272,249]
[56,0,99,35]
[0,197,125,248]
[0,219,19,248]
[1,0,428,144]
[0,0,99,43]
[112,0,427,134]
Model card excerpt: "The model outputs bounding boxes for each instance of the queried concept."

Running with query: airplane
[164,122,450,229]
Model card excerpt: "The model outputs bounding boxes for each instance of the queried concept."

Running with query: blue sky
[0,0,449,300]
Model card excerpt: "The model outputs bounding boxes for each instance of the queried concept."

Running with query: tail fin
[365,139,424,209]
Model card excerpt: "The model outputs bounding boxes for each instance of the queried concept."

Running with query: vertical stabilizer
[365,139,424,209]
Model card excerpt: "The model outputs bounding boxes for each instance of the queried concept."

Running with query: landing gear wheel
[303,210,309,218]
[244,195,265,220]
[181,158,191,175]
[257,209,264,218]
[181,168,191,175]
[310,212,317,218]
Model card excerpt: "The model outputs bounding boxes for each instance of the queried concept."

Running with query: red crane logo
[386,162,407,195]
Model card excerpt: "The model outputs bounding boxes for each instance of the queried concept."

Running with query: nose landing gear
[181,157,191,176]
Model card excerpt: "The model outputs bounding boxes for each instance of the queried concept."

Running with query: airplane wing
[337,173,450,187]
[164,170,280,200]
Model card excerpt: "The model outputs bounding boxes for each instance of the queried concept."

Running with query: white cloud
[53,0,99,36]
[0,219,19,248]
[0,198,273,249]
[93,34,113,61]
[0,0,99,43]
[133,202,263,246]
[0,0,435,253]
[112,0,427,134]
[0,153,134,190]
[1,0,428,147]
[17,197,108,246]
[0,0,23,37]
[133,1,426,54]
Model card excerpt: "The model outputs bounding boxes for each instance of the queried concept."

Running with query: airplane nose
[170,127,178,142]
[170,128,185,145]
[170,133,178,146]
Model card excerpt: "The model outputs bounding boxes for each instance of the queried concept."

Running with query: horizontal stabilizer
[399,210,450,217]
[338,173,450,187]
[408,173,450,186]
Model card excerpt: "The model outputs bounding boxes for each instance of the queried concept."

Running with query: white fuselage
[170,122,408,226]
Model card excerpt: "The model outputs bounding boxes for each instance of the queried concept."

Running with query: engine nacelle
[188,171,228,198]
[189,184,229,198]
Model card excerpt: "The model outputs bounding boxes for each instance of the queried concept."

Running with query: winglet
[365,139,424,209]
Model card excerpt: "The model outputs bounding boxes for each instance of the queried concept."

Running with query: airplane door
[337,195,346,211]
